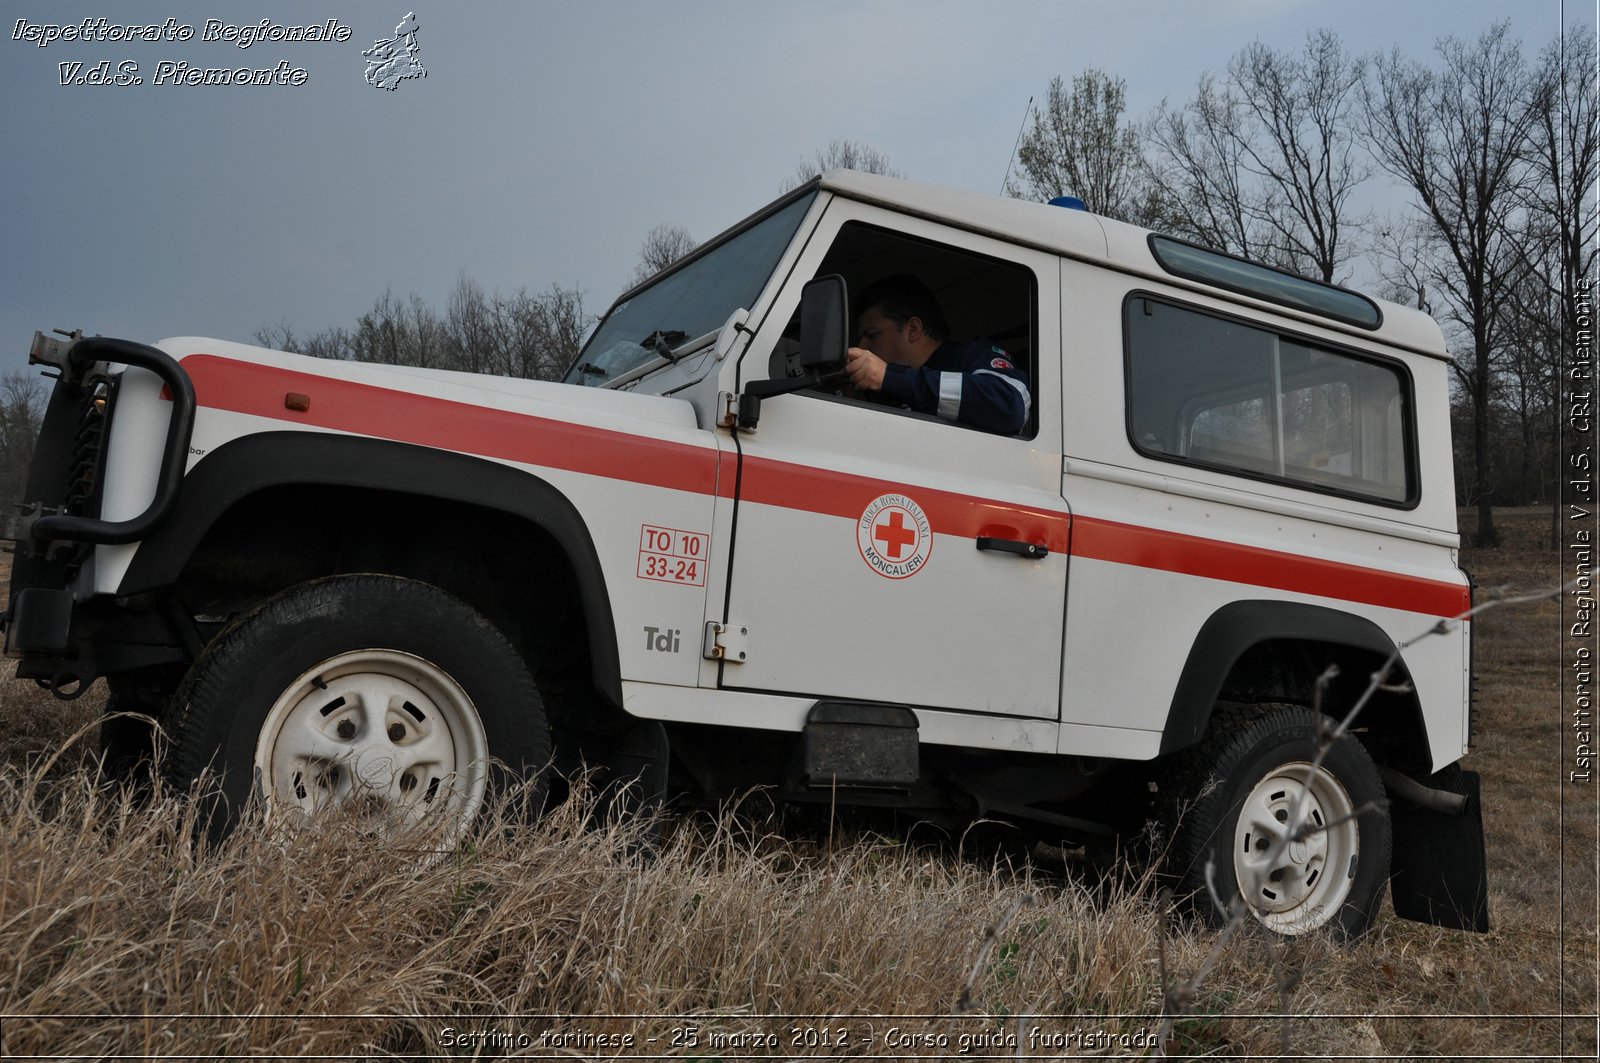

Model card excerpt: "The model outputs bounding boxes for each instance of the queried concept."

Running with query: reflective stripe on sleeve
[938,372,963,420]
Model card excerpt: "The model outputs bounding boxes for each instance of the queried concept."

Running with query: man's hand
[846,346,887,391]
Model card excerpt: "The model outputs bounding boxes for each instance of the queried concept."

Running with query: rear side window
[1125,295,1415,506]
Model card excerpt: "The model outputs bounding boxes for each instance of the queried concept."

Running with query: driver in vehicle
[844,273,1031,434]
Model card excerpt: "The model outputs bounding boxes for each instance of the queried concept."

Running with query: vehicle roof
[814,169,1451,362]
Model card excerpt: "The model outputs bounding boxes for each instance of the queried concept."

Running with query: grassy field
[0,507,1591,1060]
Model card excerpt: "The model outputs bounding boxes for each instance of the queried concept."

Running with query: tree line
[252,278,588,386]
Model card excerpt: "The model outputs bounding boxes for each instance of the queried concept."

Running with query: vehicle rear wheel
[1166,704,1390,937]
[166,574,550,847]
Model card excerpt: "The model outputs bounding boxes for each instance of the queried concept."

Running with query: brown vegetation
[0,508,1587,1059]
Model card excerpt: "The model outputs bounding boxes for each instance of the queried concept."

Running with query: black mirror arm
[738,375,806,431]
[736,369,852,430]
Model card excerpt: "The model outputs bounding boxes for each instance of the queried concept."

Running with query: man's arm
[853,343,1030,434]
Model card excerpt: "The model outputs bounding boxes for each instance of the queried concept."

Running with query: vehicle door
[719,204,1069,719]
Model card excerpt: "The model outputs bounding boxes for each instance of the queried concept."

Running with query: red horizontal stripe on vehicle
[180,355,720,496]
[1072,515,1470,618]
[178,355,1463,618]
[737,454,1074,553]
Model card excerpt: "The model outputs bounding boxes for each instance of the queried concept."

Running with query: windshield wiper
[638,329,689,362]
[576,362,609,379]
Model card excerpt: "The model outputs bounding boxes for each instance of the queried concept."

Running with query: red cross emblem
[857,494,932,579]
[874,509,918,559]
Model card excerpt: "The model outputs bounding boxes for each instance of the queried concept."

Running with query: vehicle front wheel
[165,574,550,847]
[1167,704,1391,937]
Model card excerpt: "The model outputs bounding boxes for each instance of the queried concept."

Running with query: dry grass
[0,507,1589,1059]
[0,766,1170,1057]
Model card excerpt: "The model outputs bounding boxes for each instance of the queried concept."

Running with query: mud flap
[588,718,670,815]
[1388,767,1490,932]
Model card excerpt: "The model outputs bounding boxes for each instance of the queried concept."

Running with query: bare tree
[0,371,46,536]
[1524,25,1599,545]
[407,293,447,369]
[1364,22,1540,547]
[261,274,587,381]
[1145,31,1369,281]
[781,138,900,192]
[1225,31,1370,282]
[1005,70,1161,225]
[350,289,447,369]
[253,322,301,353]
[489,283,588,381]
[1373,214,1436,314]
[1498,249,1564,504]
[627,224,697,288]
[446,271,496,375]
[351,289,408,366]
[1145,73,1272,262]
[254,321,351,360]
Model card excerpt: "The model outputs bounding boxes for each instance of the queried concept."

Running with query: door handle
[975,536,1049,559]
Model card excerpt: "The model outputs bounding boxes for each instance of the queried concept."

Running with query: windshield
[564,192,816,386]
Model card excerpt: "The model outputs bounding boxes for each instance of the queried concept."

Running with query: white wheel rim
[254,648,490,848]
[1233,759,1359,934]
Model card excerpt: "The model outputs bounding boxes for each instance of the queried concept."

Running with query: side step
[801,701,919,789]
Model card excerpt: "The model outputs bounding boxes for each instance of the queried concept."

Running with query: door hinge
[703,621,749,662]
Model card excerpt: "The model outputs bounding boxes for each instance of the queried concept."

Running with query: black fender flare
[119,431,621,704]
[1159,599,1415,755]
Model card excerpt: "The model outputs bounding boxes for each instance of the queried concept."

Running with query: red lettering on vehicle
[637,524,708,586]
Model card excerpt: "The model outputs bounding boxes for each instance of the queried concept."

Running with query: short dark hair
[855,274,949,342]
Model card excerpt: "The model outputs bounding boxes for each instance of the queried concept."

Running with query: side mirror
[796,273,848,372]
[737,274,850,430]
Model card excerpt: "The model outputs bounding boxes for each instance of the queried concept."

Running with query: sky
[0,1,1588,379]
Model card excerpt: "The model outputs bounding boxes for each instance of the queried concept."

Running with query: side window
[773,222,1038,437]
[1126,296,1415,505]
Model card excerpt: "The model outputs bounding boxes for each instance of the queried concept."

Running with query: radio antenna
[1001,95,1033,196]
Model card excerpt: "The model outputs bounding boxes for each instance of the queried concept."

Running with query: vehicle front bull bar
[24,333,196,546]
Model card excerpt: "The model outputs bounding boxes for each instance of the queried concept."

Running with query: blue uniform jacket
[877,340,1032,434]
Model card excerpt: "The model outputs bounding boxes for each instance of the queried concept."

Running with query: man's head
[854,274,948,369]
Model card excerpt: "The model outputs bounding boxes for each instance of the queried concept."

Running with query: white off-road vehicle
[5,172,1486,936]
